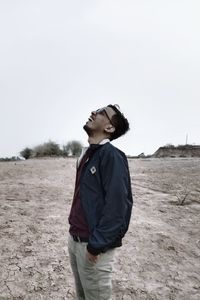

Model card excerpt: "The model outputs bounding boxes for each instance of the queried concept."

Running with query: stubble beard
[83,124,93,137]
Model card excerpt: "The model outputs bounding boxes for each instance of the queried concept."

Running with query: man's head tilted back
[83,104,130,141]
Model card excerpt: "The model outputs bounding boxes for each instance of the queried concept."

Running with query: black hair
[107,104,130,141]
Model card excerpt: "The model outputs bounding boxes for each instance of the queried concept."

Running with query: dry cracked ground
[0,157,200,300]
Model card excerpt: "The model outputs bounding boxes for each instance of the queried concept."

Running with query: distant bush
[20,147,32,159]
[164,144,175,148]
[18,139,83,159]
[33,140,62,157]
[0,156,21,162]
[177,144,193,149]
[63,140,83,156]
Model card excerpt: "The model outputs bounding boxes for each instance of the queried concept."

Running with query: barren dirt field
[0,157,200,300]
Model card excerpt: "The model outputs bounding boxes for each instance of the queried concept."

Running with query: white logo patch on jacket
[90,166,96,174]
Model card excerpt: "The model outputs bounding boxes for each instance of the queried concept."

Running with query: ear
[105,125,115,133]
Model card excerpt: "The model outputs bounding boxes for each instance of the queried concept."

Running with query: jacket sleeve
[87,148,133,255]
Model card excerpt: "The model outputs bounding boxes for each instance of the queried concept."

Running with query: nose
[91,110,97,115]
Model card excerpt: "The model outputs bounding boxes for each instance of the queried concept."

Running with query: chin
[83,124,92,135]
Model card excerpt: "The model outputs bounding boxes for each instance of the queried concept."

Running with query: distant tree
[63,140,82,156]
[33,140,62,157]
[20,147,32,159]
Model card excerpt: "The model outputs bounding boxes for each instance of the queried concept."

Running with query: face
[83,106,116,136]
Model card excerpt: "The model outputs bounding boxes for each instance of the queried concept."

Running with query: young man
[68,104,133,300]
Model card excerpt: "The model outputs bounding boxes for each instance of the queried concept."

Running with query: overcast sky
[0,0,199,157]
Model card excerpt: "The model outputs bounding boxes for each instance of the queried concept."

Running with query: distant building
[152,145,200,158]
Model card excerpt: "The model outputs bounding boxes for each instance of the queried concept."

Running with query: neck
[88,135,108,145]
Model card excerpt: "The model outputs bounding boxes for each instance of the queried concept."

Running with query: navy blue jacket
[80,142,133,255]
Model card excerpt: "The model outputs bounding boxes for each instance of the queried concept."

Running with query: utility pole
[185,133,188,145]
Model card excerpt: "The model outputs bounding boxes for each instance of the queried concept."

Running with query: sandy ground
[0,157,200,300]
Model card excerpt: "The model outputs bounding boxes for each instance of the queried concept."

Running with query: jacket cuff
[87,244,102,256]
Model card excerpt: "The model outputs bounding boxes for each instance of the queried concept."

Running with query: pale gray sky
[0,0,200,157]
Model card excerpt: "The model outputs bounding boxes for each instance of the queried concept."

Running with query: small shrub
[175,184,191,205]
[20,147,32,159]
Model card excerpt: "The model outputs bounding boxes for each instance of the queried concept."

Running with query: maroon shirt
[68,148,91,238]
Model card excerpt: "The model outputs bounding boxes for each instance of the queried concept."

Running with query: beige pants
[68,235,115,300]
